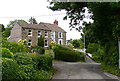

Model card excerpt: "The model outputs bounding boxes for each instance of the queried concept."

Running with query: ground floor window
[58,39,63,45]
[44,40,48,47]
[28,40,32,47]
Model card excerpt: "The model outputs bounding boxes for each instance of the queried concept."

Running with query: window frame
[38,30,41,37]
[45,31,48,38]
[28,40,32,47]
[58,32,62,38]
[44,40,48,47]
[58,39,63,45]
[28,29,32,36]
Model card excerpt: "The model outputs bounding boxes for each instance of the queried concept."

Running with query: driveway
[51,55,120,81]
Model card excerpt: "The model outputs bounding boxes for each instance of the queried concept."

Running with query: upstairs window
[38,31,41,37]
[28,40,32,47]
[58,32,62,38]
[51,32,55,41]
[45,31,48,38]
[28,29,32,36]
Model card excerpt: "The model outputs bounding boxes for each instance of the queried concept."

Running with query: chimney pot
[54,20,58,25]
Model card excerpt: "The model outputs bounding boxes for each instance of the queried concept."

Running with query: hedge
[2,48,14,58]
[2,53,53,80]
[55,49,85,62]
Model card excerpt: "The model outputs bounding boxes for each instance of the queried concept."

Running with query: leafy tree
[38,35,44,47]
[72,39,80,48]
[29,17,38,24]
[0,24,5,32]
[49,2,120,67]
[2,20,27,38]
[2,27,12,37]
[7,19,27,27]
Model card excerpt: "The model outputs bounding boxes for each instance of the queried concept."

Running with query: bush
[14,53,53,71]
[53,45,73,51]
[2,48,14,58]
[2,57,54,81]
[55,49,85,62]
[2,58,20,80]
[31,54,53,71]
[32,46,45,54]
[14,53,33,65]
[86,43,100,54]
[2,40,28,54]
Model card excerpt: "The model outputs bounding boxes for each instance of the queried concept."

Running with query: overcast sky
[0,0,92,40]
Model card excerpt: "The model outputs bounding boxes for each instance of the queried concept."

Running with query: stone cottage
[8,20,67,47]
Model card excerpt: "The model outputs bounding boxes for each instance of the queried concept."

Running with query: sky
[0,0,92,40]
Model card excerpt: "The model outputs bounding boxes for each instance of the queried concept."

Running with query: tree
[38,35,44,47]
[0,24,5,32]
[2,20,27,38]
[28,17,38,24]
[49,2,120,67]
[72,39,80,48]
[7,19,27,27]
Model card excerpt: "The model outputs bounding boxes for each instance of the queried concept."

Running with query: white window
[38,31,41,37]
[51,31,55,41]
[58,39,63,45]
[45,31,48,38]
[44,40,48,47]
[28,40,32,47]
[58,32,62,38]
[28,29,32,36]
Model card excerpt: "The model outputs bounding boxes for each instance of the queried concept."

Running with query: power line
[0,13,66,19]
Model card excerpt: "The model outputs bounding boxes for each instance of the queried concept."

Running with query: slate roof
[17,22,66,33]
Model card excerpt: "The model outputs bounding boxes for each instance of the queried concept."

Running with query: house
[8,20,67,47]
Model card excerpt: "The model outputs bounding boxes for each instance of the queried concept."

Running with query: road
[51,49,120,81]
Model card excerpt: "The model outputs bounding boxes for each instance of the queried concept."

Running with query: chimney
[54,20,58,25]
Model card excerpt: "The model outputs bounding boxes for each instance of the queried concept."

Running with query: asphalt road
[51,55,120,81]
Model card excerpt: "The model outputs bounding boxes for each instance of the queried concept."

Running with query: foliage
[86,43,99,54]
[38,35,44,47]
[72,39,80,48]
[2,40,28,53]
[2,56,54,81]
[0,24,5,32]
[49,2,120,74]
[101,63,120,76]
[7,19,27,27]
[53,45,73,52]
[14,53,33,65]
[2,27,12,37]
[32,46,45,54]
[31,54,53,71]
[55,49,85,62]
[2,48,14,58]
[50,41,57,49]
[54,45,85,62]
[2,58,20,80]
[28,17,38,24]
[49,2,87,30]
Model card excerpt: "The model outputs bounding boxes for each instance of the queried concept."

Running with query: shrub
[2,58,20,80]
[31,54,53,71]
[14,53,33,65]
[2,48,14,58]
[38,35,44,47]
[2,40,28,54]
[86,43,100,54]
[53,45,73,51]
[55,49,85,62]
[32,46,45,54]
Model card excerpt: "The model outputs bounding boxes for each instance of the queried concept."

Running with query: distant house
[8,20,67,47]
